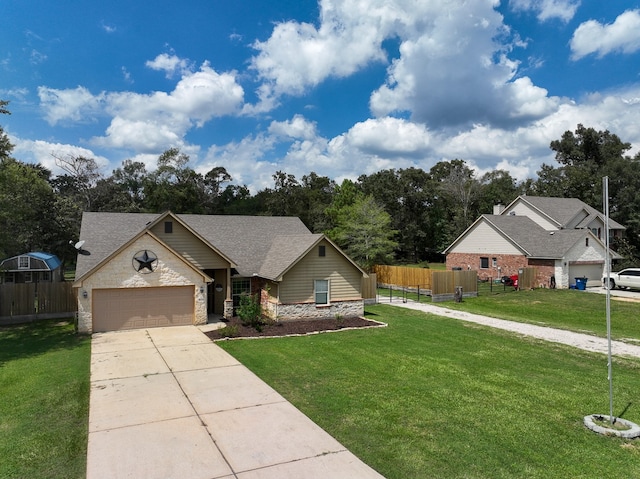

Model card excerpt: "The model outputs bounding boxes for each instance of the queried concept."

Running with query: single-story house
[73,211,367,333]
[444,196,624,288]
[0,252,63,284]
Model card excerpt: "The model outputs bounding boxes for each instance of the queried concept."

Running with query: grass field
[0,320,90,479]
[219,304,640,478]
[434,287,640,342]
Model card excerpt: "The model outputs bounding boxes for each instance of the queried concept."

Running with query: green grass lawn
[0,320,90,479]
[219,304,640,479]
[434,287,640,342]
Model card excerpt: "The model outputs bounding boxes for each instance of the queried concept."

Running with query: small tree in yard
[327,194,398,271]
[237,293,264,331]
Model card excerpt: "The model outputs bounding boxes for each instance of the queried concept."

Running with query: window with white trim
[314,279,329,305]
[18,256,30,269]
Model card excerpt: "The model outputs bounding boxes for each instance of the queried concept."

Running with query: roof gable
[502,196,625,231]
[446,214,605,260]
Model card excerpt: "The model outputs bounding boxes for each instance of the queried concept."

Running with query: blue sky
[2,0,640,192]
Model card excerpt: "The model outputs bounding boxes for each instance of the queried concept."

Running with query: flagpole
[603,176,613,424]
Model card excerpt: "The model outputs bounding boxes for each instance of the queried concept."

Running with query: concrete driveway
[87,325,384,479]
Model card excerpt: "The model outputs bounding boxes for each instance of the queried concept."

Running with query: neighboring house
[0,252,63,284]
[444,196,624,289]
[73,211,367,333]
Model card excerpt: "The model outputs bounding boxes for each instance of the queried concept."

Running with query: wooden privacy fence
[518,267,536,290]
[372,265,432,290]
[0,282,77,322]
[362,273,378,302]
[431,270,478,302]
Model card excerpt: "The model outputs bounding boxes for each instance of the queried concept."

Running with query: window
[42,271,51,282]
[164,221,173,234]
[492,257,497,267]
[18,256,30,269]
[480,257,489,269]
[314,279,329,305]
[319,245,326,257]
[232,278,251,308]
[24,272,32,283]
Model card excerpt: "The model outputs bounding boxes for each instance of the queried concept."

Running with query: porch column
[223,267,233,319]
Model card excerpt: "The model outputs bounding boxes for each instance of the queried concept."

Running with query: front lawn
[0,320,90,479]
[219,304,640,479]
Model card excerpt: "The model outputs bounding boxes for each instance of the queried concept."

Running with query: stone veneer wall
[275,299,364,321]
[76,234,208,333]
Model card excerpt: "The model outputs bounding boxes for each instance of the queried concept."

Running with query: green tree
[0,159,57,258]
[478,170,519,214]
[327,195,398,270]
[143,148,206,213]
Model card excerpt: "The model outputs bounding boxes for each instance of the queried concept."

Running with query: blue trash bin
[575,277,587,290]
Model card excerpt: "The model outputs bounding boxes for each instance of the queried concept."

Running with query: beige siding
[449,221,522,255]
[151,220,229,269]
[504,202,557,230]
[279,240,362,304]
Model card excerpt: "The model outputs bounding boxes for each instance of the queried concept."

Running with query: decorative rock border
[584,414,640,439]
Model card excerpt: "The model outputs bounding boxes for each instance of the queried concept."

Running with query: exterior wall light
[82,290,88,299]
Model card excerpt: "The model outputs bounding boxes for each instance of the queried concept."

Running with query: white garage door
[569,264,603,287]
[93,286,194,332]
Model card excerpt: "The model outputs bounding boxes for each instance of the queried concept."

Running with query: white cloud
[12,137,110,176]
[509,0,580,23]
[38,86,105,125]
[145,53,192,78]
[250,0,560,129]
[39,62,244,154]
[370,2,561,128]
[268,115,318,140]
[570,9,640,60]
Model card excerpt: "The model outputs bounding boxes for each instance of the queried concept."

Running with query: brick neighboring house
[73,211,367,333]
[444,196,624,289]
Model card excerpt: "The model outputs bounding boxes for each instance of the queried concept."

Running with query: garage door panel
[93,286,194,332]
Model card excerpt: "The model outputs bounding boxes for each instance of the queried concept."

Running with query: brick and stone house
[444,196,624,289]
[73,211,367,333]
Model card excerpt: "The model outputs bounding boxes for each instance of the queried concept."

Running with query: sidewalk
[387,300,640,359]
[86,325,385,479]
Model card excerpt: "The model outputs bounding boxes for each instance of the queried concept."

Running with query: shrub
[237,293,264,331]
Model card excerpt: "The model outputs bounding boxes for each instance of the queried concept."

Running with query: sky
[2,0,640,193]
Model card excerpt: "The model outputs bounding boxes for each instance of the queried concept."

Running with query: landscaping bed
[205,316,384,340]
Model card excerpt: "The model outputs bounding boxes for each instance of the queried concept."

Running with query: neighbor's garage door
[569,264,603,287]
[93,286,194,332]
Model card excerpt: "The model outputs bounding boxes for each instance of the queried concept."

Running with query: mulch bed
[205,316,384,340]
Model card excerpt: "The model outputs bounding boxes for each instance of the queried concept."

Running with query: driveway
[585,285,640,302]
[87,325,384,479]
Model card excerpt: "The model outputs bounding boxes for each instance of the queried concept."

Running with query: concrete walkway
[87,325,384,479]
[387,300,640,358]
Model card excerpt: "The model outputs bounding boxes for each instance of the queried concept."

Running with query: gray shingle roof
[75,212,314,280]
[482,214,589,259]
[514,196,625,230]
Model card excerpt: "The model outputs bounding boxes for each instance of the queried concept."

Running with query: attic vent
[319,245,326,257]
[164,221,173,234]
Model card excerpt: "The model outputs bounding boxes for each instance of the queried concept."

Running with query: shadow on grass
[0,318,85,365]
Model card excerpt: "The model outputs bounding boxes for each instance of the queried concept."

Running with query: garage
[93,286,195,332]
[569,263,604,288]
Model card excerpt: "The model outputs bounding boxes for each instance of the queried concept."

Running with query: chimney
[493,204,505,215]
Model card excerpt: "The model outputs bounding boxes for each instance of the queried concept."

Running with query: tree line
[2,99,640,271]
